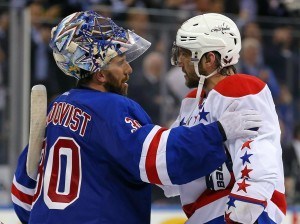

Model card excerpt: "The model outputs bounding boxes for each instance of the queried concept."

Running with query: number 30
[33,137,82,210]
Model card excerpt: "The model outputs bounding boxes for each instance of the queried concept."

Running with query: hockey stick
[26,84,47,180]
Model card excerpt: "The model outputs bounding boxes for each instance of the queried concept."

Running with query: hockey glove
[218,101,262,140]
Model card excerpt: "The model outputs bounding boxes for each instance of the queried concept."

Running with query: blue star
[179,118,186,126]
[199,108,209,122]
[227,197,236,209]
[240,151,253,165]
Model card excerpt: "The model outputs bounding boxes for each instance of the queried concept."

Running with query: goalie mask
[50,11,151,79]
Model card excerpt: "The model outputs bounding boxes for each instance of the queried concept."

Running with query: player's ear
[204,52,215,64]
[95,71,106,83]
[203,52,217,70]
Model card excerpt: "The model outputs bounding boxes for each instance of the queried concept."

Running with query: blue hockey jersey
[11,87,227,224]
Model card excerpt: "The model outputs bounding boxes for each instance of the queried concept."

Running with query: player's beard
[185,74,199,88]
[104,73,128,96]
[185,63,207,88]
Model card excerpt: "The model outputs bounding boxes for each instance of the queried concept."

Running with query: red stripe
[145,127,168,184]
[223,191,286,223]
[185,89,197,98]
[182,183,286,219]
[183,172,235,218]
[183,189,231,218]
[230,193,267,207]
[271,190,287,215]
[11,183,33,205]
[230,190,286,214]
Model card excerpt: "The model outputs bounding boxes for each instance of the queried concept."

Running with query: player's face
[177,47,209,88]
[103,55,133,95]
[177,47,199,88]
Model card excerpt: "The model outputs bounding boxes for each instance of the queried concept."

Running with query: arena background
[0,0,300,223]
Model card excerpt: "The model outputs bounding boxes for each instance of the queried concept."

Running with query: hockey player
[169,13,286,223]
[11,11,262,224]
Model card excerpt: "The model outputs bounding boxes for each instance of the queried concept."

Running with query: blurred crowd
[1,0,300,206]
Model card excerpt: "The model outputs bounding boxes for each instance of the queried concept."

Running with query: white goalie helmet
[171,13,241,69]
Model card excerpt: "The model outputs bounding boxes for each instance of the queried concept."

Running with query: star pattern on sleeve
[241,165,253,179]
[199,108,209,122]
[241,140,253,150]
[240,151,253,165]
[237,178,251,193]
[226,197,236,209]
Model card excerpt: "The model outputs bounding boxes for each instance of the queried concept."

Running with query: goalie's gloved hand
[218,101,262,141]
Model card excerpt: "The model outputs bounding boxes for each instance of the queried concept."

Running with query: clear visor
[121,30,151,63]
[171,42,179,66]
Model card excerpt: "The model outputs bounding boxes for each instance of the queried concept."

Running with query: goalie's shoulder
[214,74,266,97]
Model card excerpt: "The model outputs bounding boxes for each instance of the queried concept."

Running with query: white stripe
[179,178,207,205]
[139,125,161,182]
[11,194,31,211]
[186,196,228,224]
[13,176,35,196]
[156,129,172,185]
[266,199,285,224]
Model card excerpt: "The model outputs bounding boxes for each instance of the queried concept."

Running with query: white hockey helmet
[171,13,241,69]
[50,11,151,79]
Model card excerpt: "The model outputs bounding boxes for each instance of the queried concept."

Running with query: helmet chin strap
[193,62,218,102]
[184,62,219,124]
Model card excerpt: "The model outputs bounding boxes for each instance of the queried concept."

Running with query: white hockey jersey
[171,74,286,224]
